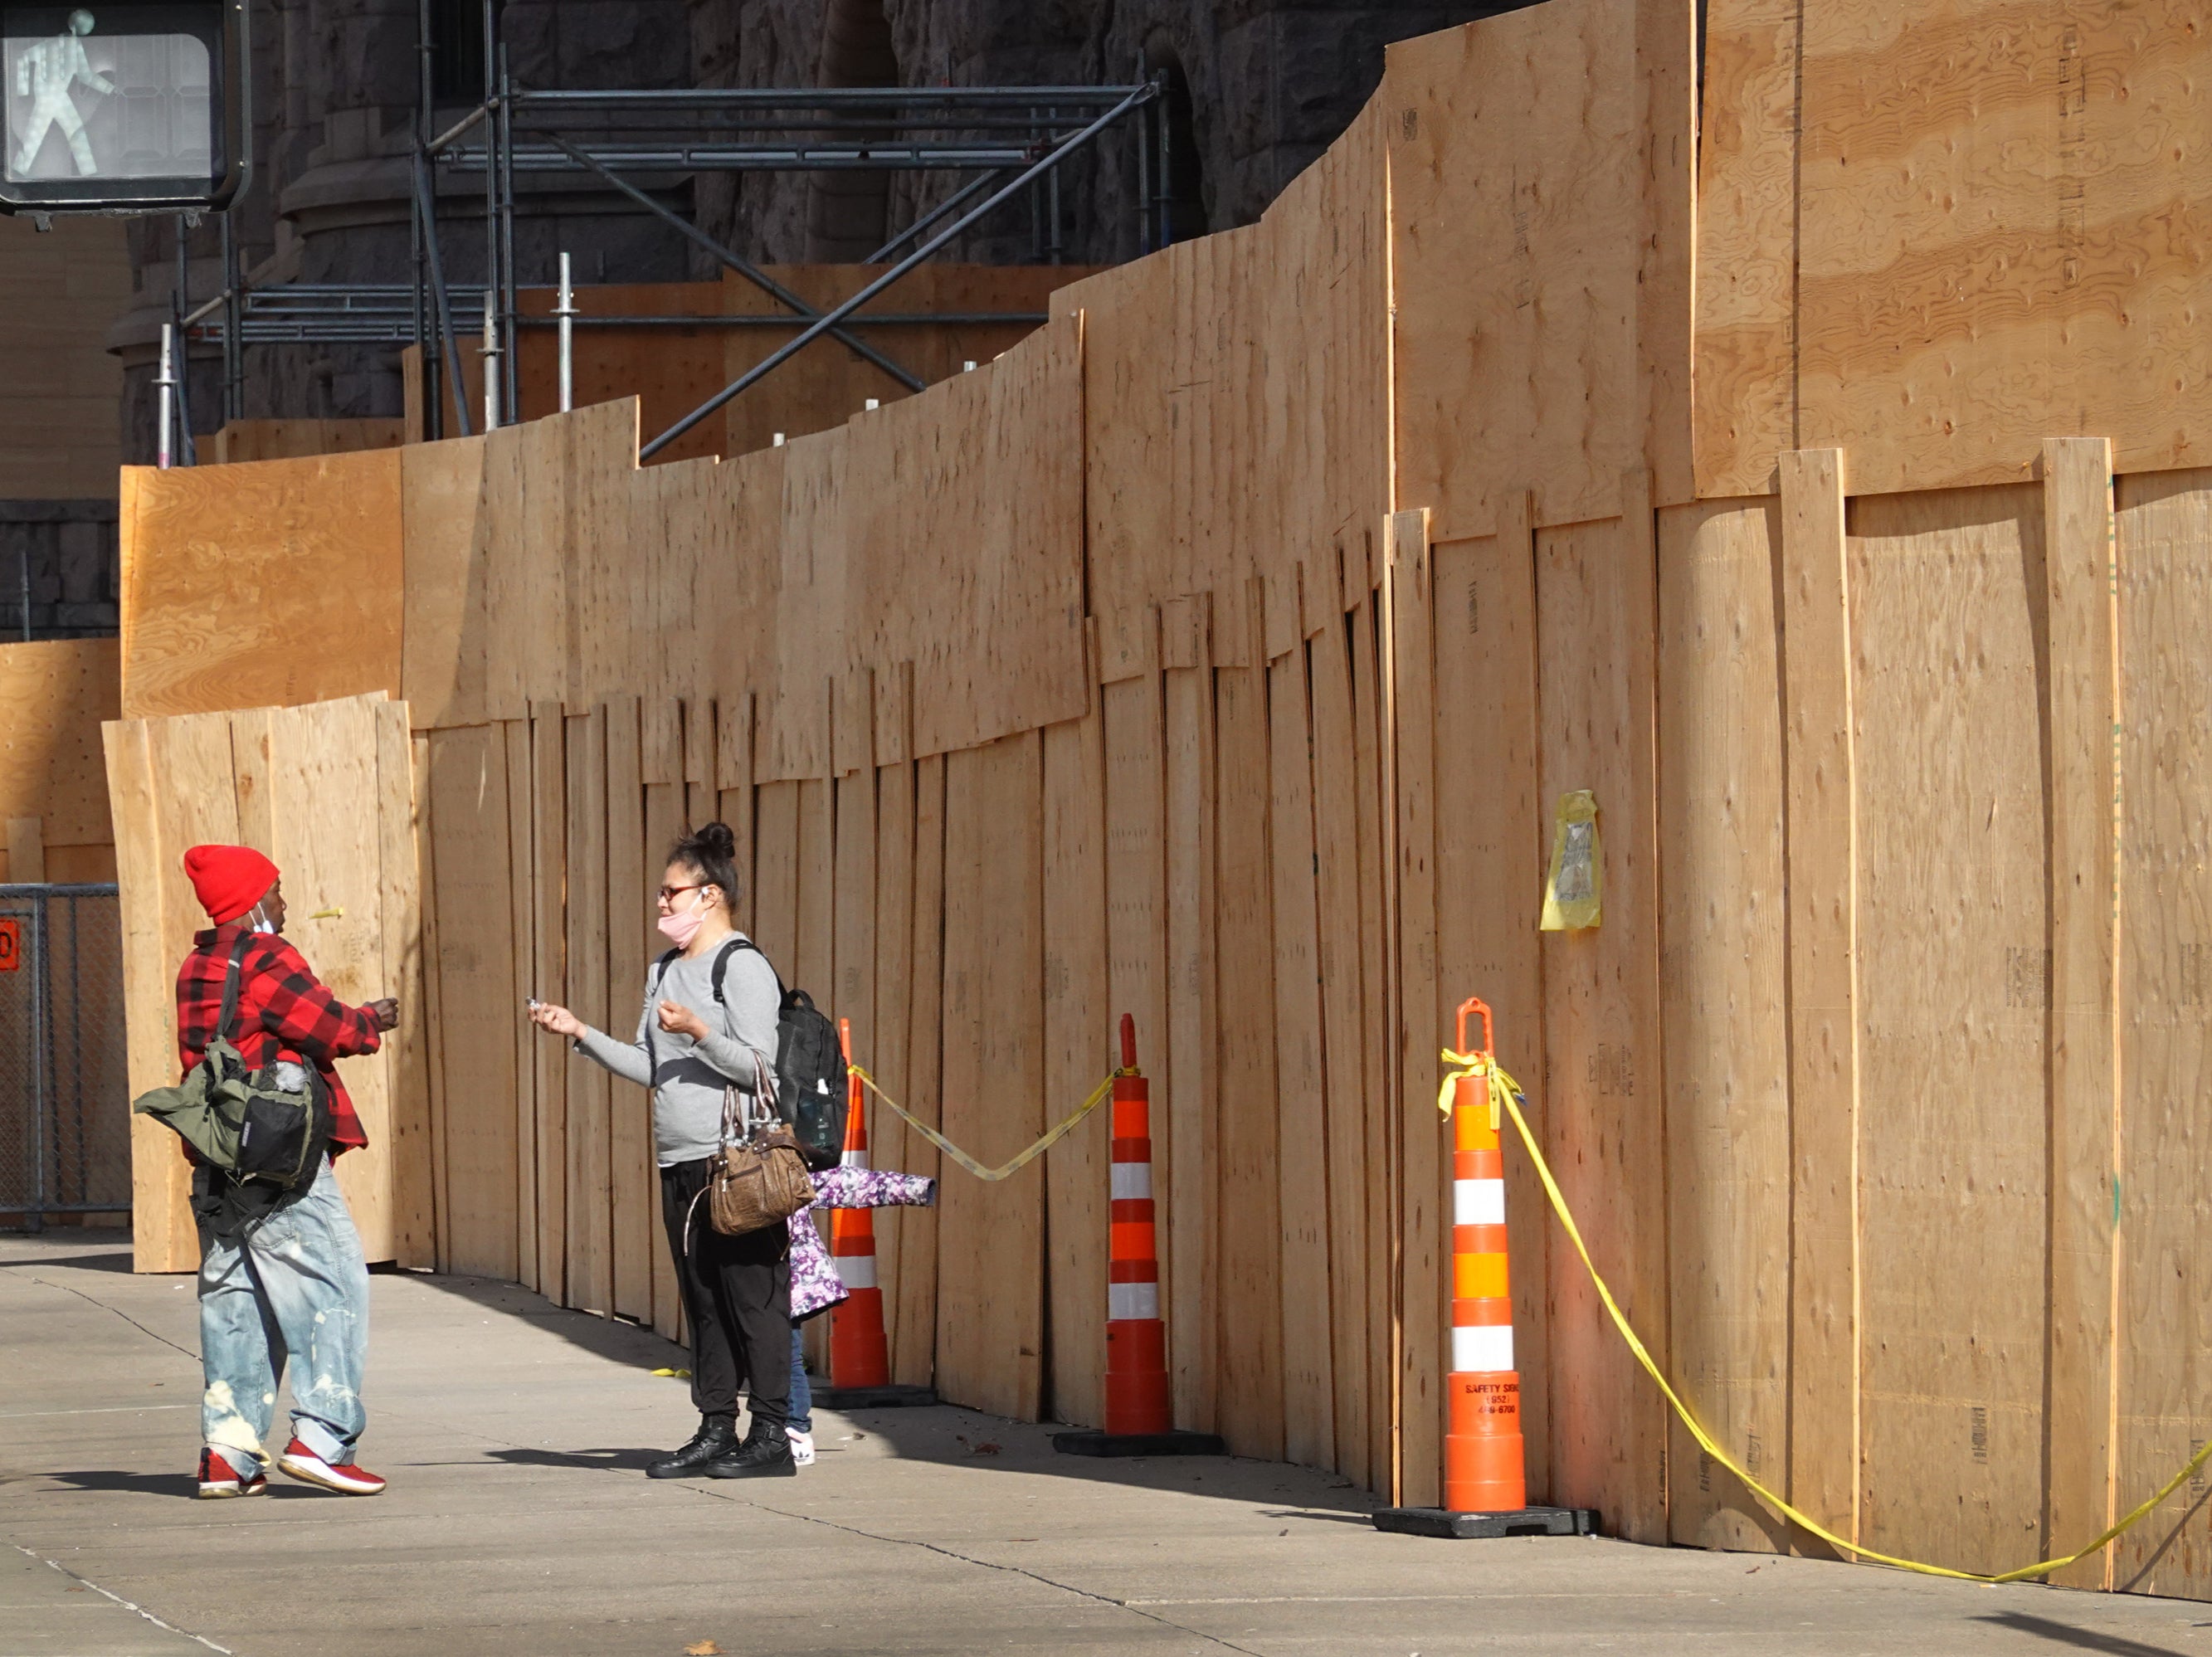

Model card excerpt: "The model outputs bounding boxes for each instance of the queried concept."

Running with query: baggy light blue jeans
[196,1157,369,1471]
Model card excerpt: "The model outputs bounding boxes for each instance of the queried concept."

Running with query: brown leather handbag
[704,1087,815,1236]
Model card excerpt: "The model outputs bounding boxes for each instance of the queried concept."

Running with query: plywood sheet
[1428,498,1551,1507]
[1534,495,1669,1545]
[2112,466,2212,1598]
[564,709,612,1314]
[1849,483,2048,1573]
[1386,0,1642,538]
[119,452,404,719]
[400,435,490,732]
[604,697,655,1325]
[0,638,120,848]
[422,724,520,1279]
[892,753,946,1389]
[1656,495,1791,1552]
[1795,2,2212,495]
[1162,657,1217,1430]
[933,733,1045,1419]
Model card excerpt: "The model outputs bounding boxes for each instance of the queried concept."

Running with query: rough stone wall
[0,505,121,640]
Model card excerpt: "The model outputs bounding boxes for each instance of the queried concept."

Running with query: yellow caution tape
[1438,1049,1526,1133]
[307,906,344,920]
[1470,1048,2212,1582]
[848,1065,1131,1183]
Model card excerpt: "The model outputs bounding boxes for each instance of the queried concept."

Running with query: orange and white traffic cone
[1374,997,1596,1539]
[819,1017,935,1409]
[1053,1014,1222,1459]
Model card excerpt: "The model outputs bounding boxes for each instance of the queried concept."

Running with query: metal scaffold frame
[173,0,1171,457]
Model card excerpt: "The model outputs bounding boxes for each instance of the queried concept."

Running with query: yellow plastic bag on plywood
[1539,790,1601,931]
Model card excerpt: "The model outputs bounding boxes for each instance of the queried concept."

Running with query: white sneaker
[788,1429,816,1467]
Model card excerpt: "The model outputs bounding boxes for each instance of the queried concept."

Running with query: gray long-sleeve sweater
[573,936,782,1167]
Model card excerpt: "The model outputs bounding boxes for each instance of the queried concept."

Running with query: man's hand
[367,997,399,1031]
[656,1001,709,1041]
[529,1002,585,1039]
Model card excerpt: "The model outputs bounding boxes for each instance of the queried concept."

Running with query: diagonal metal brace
[542,133,925,394]
[641,81,1152,459]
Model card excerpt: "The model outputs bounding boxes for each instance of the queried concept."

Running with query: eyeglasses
[657,883,704,904]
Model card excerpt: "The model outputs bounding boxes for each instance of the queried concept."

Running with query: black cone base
[816,1383,938,1409]
[1051,1429,1227,1458]
[1371,1505,1598,1539]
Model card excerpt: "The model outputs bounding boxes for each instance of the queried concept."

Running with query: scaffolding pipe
[642,81,1150,460]
[556,251,575,412]
[541,134,925,392]
[481,290,500,429]
[412,152,472,438]
[155,324,175,470]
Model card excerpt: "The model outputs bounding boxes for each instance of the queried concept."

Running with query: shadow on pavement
[1973,1612,2194,1657]
[407,1266,1372,1517]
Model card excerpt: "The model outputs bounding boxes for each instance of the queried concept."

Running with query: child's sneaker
[276,1437,387,1495]
[787,1428,816,1467]
[196,1447,266,1499]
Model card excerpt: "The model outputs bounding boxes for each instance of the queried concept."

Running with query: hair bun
[696,821,736,858]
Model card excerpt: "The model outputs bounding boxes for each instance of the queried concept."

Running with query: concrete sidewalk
[3,1231,2209,1657]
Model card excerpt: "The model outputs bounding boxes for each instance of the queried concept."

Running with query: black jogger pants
[660,1158,792,1429]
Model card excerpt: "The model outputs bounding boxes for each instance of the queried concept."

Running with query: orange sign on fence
[0,918,18,972]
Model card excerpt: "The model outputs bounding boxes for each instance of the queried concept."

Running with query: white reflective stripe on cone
[1110,1161,1152,1200]
[839,1150,868,1168]
[1450,1324,1514,1374]
[1454,1178,1506,1226]
[1108,1281,1160,1321]
[834,1255,877,1290]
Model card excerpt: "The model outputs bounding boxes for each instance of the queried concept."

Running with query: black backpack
[655,938,848,1172]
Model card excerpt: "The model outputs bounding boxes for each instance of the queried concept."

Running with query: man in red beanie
[175,843,398,1499]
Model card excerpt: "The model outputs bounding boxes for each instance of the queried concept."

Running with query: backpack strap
[216,930,253,1045]
[709,936,783,1003]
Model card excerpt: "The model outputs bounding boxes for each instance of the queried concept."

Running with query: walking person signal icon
[0,0,246,214]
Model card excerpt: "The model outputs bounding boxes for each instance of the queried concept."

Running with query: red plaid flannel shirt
[174,923,382,1155]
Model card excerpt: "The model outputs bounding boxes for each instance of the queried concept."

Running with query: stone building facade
[114,0,1519,460]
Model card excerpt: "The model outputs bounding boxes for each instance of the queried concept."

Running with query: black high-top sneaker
[648,1415,738,1479]
[704,1418,797,1479]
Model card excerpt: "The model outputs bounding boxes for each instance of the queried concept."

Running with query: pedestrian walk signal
[0,0,245,214]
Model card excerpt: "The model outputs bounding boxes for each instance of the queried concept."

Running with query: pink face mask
[657,901,706,949]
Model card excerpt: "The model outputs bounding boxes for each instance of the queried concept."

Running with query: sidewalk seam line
[11,1544,234,1654]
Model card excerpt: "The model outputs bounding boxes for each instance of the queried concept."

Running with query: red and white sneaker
[197,1448,266,1499]
[276,1438,387,1495]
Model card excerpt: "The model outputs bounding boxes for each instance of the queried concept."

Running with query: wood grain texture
[603,696,655,1325]
[1776,450,1861,1552]
[1162,646,1219,1430]
[423,724,520,1280]
[2111,466,2212,1599]
[934,733,1046,1419]
[375,699,435,1267]
[1796,2,2212,495]
[1267,641,1334,1470]
[504,720,539,1293]
[1212,660,1285,1460]
[1657,495,1791,1553]
[1535,484,1669,1545]
[0,638,120,852]
[892,753,946,1390]
[870,748,919,1377]
[2041,437,2120,1591]
[1850,483,2048,1574]
[1042,712,1112,1430]
[529,701,569,1302]
[1385,0,1642,539]
[1428,491,1552,1507]
[120,451,404,719]
[399,436,489,733]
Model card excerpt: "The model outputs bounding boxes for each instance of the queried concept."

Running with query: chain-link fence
[0,884,130,1231]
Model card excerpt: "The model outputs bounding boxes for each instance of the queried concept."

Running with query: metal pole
[155,324,176,470]
[481,290,500,429]
[1156,84,1172,247]
[556,250,575,412]
[27,898,46,1233]
[480,0,498,426]
[542,135,927,392]
[172,224,197,464]
[642,83,1150,459]
[1046,108,1063,265]
[1134,57,1151,256]
[412,150,472,437]
[220,210,242,422]
[17,539,28,641]
[497,43,518,422]
[862,169,1000,265]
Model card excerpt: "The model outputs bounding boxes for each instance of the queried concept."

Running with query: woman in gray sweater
[527,821,795,1479]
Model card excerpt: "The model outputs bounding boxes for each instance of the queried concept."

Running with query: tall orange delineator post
[1052,1014,1223,1458]
[818,1017,936,1409]
[1375,997,1596,1539]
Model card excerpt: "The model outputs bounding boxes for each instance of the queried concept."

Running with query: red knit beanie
[183,845,279,925]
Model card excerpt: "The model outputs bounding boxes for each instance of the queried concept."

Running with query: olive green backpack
[133,932,330,1188]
